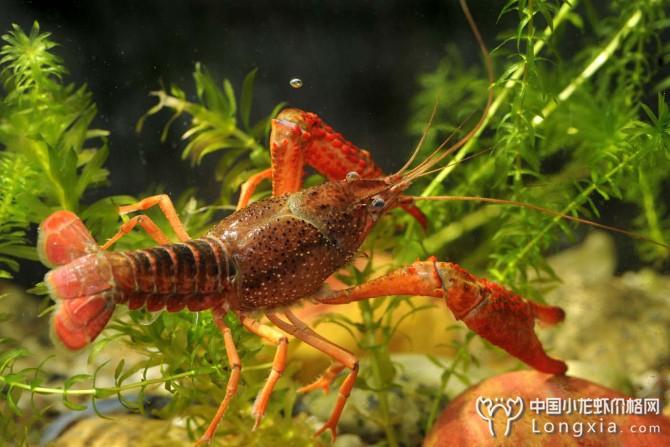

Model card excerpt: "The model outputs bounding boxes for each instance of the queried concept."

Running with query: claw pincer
[436,265,567,375]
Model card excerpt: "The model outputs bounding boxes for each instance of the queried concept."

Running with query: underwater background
[1,0,670,446]
[2,0,503,209]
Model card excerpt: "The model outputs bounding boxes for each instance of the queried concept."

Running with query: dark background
[3,1,668,282]
[1,0,503,201]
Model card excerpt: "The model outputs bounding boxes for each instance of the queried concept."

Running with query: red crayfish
[35,1,638,444]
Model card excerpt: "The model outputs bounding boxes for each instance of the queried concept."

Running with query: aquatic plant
[0,21,112,444]
[318,0,670,443]
[0,0,669,445]
[0,22,111,278]
[0,23,314,446]
[407,0,670,293]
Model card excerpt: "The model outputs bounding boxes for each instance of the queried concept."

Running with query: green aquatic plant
[325,1,670,444]
[138,63,282,205]
[0,21,113,444]
[0,23,314,446]
[0,22,111,277]
[407,0,670,292]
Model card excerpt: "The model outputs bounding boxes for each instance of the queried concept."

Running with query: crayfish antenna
[398,0,495,184]
[411,195,670,251]
[394,99,440,178]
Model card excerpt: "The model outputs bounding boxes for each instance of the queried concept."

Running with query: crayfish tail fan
[51,294,115,350]
[45,255,118,350]
[39,210,117,350]
[38,210,99,267]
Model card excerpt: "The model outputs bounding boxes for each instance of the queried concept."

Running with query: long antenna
[395,100,440,176]
[411,195,670,250]
[401,0,494,182]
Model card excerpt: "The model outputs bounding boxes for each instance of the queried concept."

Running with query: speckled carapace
[209,178,391,311]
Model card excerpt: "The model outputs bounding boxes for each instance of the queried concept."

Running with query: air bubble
[290,78,303,89]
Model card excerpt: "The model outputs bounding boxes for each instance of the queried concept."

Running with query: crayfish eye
[346,171,361,182]
[370,196,385,210]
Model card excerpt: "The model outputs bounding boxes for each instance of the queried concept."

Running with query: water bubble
[290,78,303,89]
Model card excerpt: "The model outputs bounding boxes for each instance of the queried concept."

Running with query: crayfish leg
[236,168,272,210]
[196,309,242,446]
[267,310,359,441]
[239,315,289,430]
[296,363,346,395]
[101,214,170,250]
[118,194,190,242]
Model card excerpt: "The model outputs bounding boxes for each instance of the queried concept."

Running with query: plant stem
[638,168,668,248]
[359,300,398,447]
[421,0,578,197]
[0,367,215,397]
[423,205,501,253]
[530,9,643,126]
[424,353,464,435]
[499,153,636,279]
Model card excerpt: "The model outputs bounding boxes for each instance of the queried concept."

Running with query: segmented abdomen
[112,237,236,312]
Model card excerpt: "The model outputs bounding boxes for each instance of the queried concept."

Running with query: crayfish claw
[461,278,568,375]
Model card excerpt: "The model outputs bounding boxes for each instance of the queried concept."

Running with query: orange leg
[118,194,190,242]
[196,308,241,446]
[281,309,346,394]
[313,259,567,375]
[239,315,288,430]
[267,311,358,440]
[236,168,272,210]
[101,215,170,250]
[297,363,345,395]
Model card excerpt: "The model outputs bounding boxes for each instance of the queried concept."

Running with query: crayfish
[36,1,630,444]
